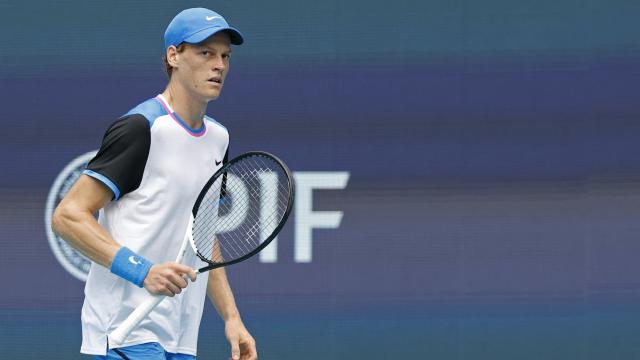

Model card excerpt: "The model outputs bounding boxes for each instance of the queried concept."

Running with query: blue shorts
[94,342,196,360]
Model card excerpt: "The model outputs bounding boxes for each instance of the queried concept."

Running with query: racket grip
[109,294,166,345]
[110,215,195,346]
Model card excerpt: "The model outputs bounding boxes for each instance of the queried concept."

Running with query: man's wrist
[110,247,153,287]
[223,312,242,322]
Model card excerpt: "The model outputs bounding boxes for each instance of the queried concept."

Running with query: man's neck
[161,82,207,129]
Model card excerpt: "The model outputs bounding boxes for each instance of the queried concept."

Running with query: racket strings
[192,155,291,264]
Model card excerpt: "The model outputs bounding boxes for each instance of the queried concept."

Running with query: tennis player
[52,8,257,360]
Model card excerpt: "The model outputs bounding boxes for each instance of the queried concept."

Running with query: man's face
[170,32,232,102]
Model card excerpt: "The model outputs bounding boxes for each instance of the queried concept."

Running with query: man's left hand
[225,317,257,360]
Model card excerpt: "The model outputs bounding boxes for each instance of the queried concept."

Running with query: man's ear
[166,45,179,68]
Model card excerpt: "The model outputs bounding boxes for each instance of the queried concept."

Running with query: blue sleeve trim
[83,169,121,200]
[110,247,153,288]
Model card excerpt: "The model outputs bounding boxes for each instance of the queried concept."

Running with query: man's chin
[200,91,221,102]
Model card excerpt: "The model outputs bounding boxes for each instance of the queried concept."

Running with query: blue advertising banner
[1,1,640,358]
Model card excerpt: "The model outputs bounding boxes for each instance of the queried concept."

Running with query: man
[52,8,257,360]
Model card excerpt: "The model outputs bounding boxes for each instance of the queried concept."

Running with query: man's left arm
[207,268,257,360]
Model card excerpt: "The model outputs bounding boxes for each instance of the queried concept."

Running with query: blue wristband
[110,247,153,287]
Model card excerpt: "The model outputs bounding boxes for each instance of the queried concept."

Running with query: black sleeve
[85,114,151,200]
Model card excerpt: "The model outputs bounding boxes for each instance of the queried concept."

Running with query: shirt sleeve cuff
[83,170,121,200]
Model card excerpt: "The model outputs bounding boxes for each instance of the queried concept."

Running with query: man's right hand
[143,263,197,296]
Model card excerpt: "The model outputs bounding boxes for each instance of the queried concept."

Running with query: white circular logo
[45,151,98,282]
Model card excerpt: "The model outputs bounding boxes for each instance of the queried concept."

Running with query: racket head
[190,151,294,271]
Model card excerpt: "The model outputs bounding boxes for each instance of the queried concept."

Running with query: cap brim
[183,26,244,45]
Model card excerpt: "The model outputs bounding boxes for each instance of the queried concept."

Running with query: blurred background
[2,0,640,358]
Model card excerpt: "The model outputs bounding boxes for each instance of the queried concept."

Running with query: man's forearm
[207,268,241,321]
[54,202,119,268]
[52,194,119,268]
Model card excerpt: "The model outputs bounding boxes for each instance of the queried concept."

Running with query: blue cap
[164,8,244,49]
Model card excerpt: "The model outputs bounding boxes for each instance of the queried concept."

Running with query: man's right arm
[51,175,195,296]
[52,174,118,267]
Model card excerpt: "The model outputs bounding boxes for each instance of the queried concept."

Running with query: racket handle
[110,216,195,346]
[109,294,165,345]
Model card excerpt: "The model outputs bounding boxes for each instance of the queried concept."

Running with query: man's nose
[212,56,226,71]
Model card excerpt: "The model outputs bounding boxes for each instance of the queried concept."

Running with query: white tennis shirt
[80,94,229,355]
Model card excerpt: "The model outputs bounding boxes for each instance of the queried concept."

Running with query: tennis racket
[109,151,294,345]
